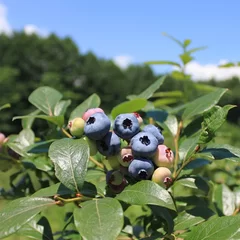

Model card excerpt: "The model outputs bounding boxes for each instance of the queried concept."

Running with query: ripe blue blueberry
[113,113,140,140]
[84,112,111,140]
[128,158,154,180]
[96,131,121,156]
[142,124,164,144]
[130,132,158,157]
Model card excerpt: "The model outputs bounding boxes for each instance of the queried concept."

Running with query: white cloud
[24,24,48,37]
[184,60,240,81]
[113,55,133,69]
[0,3,12,35]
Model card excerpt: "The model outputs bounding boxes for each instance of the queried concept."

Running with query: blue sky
[1,0,240,80]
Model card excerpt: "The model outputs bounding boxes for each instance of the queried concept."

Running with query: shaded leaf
[0,197,55,238]
[26,139,56,153]
[116,180,176,211]
[74,198,123,240]
[69,93,100,120]
[32,183,73,197]
[111,98,147,119]
[182,88,228,120]
[49,138,89,192]
[28,86,62,116]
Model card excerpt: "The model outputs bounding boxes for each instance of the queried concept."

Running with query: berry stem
[173,120,183,178]
[61,127,73,138]
[89,156,104,169]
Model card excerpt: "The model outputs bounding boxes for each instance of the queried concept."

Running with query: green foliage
[0,76,239,240]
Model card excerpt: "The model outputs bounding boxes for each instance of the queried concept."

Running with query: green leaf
[174,211,205,231]
[153,97,180,106]
[0,197,55,238]
[7,129,35,156]
[144,61,181,68]
[183,39,192,47]
[199,105,236,143]
[219,62,235,68]
[49,138,90,192]
[183,158,211,170]
[213,184,236,216]
[185,215,240,240]
[171,71,189,80]
[74,198,123,240]
[28,86,62,116]
[22,155,53,171]
[111,98,147,119]
[202,144,240,162]
[182,88,228,120]
[152,90,183,98]
[69,93,100,120]
[137,75,166,99]
[32,183,73,197]
[176,177,209,193]
[54,99,71,116]
[13,115,64,127]
[21,109,41,129]
[116,180,176,211]
[26,139,56,153]
[16,216,53,240]
[179,53,193,65]
[185,46,207,54]
[179,135,199,161]
[162,32,184,47]
[0,103,11,111]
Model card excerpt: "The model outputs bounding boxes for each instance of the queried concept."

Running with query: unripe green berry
[68,117,85,137]
[152,167,172,187]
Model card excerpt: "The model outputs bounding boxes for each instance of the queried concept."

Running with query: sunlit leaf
[49,138,89,192]
[28,86,62,116]
[74,198,123,240]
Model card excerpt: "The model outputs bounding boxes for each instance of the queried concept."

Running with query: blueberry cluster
[68,108,174,193]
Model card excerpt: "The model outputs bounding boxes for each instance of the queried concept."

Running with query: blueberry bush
[0,75,240,240]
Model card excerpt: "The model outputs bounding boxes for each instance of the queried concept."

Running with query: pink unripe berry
[82,108,104,121]
[153,145,174,168]
[68,117,85,137]
[119,147,134,167]
[152,167,172,187]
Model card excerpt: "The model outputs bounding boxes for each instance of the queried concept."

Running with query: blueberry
[142,124,164,144]
[128,158,154,180]
[82,108,104,121]
[130,132,158,158]
[113,113,140,140]
[84,112,111,140]
[96,131,121,156]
